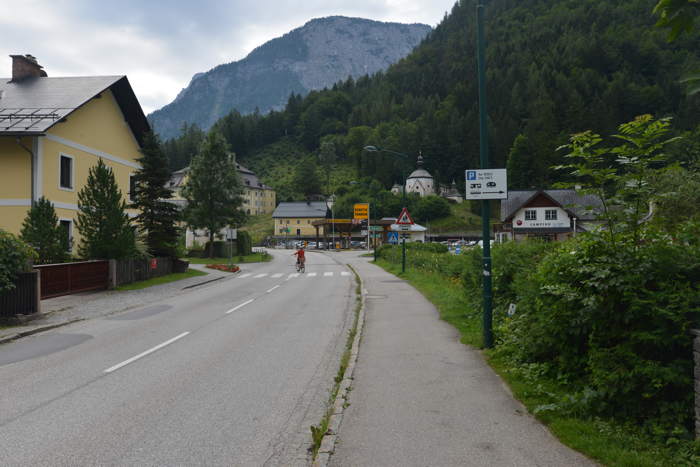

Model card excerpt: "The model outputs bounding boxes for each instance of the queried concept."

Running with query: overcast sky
[1,0,457,114]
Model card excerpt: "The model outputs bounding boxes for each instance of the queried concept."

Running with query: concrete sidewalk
[331,258,595,466]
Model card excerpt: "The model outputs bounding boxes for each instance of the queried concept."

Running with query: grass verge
[185,252,272,264]
[309,264,362,460]
[116,268,207,291]
[372,258,700,467]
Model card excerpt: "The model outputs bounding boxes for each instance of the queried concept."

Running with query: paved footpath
[331,256,596,467]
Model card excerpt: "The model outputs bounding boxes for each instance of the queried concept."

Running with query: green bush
[237,230,252,256]
[498,224,700,432]
[377,243,466,278]
[0,230,37,293]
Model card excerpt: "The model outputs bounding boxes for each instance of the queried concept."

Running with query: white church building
[405,154,434,196]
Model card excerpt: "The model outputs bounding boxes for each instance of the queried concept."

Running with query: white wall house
[497,190,603,242]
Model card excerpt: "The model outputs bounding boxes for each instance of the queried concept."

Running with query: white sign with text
[465,169,508,200]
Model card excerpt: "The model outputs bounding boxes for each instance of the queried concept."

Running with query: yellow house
[0,55,149,253]
[272,201,329,238]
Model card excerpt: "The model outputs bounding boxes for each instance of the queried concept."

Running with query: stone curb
[312,262,366,467]
[0,318,85,346]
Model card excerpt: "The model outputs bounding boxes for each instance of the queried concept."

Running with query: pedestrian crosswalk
[231,270,352,281]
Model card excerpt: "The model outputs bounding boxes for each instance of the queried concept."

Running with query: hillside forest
[161,0,700,205]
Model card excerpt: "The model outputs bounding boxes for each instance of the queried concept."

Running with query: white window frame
[58,153,74,191]
[58,218,73,253]
[545,209,558,220]
[524,209,537,221]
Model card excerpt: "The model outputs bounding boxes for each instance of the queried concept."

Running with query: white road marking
[307,272,317,277]
[238,273,252,278]
[271,273,283,278]
[266,285,280,293]
[287,273,300,280]
[226,299,255,314]
[104,332,190,373]
[324,272,334,277]
[254,273,268,278]
[341,271,351,276]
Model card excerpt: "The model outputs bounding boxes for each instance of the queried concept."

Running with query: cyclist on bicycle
[292,246,306,270]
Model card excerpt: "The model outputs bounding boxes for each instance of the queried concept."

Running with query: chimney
[10,54,47,81]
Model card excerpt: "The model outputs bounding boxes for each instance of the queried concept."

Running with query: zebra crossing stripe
[341,271,351,276]
[238,273,252,278]
[254,273,268,278]
[271,273,283,278]
[288,273,300,279]
[307,272,317,277]
[323,272,333,277]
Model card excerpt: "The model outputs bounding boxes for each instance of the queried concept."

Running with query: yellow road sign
[353,203,369,220]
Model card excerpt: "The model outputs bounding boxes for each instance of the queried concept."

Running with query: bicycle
[296,259,305,273]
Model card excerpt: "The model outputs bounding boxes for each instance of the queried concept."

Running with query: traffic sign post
[395,207,415,273]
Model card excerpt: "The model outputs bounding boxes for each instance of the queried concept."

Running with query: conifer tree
[182,130,246,258]
[132,131,180,257]
[76,159,136,259]
[292,157,322,199]
[20,197,69,264]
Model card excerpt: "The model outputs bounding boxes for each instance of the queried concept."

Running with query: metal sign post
[395,207,415,273]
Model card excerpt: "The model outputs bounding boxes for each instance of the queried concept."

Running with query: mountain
[149,16,431,140]
[164,0,700,194]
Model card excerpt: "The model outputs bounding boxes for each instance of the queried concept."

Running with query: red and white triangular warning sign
[396,207,415,225]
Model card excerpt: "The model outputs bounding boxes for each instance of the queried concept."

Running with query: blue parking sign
[467,171,477,180]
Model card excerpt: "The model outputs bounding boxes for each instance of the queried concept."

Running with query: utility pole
[477,0,493,349]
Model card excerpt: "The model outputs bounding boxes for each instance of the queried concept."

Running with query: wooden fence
[0,272,40,318]
[34,261,109,299]
[113,257,174,287]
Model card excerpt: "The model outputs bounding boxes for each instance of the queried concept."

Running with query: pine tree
[20,197,69,264]
[76,159,136,259]
[182,130,246,258]
[292,157,322,199]
[132,131,180,257]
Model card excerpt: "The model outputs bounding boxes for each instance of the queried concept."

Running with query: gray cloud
[1,0,456,113]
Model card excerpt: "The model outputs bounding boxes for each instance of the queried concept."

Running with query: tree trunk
[208,230,215,258]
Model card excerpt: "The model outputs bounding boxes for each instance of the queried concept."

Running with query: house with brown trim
[496,189,603,242]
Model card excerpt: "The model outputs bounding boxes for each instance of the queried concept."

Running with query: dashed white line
[341,271,351,276]
[104,332,190,374]
[266,285,280,293]
[271,273,283,278]
[226,298,255,314]
[324,272,334,277]
[239,273,252,278]
[254,273,268,278]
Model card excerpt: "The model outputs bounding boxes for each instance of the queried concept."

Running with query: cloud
[0,0,456,113]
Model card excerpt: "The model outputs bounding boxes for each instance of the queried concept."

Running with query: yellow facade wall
[0,137,32,199]
[243,187,276,215]
[274,217,324,236]
[0,88,140,251]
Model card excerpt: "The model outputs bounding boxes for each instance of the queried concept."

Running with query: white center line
[226,298,255,314]
[239,273,252,278]
[307,272,317,277]
[104,332,190,374]
[271,273,283,278]
[266,285,280,293]
[254,273,268,278]
[324,272,334,277]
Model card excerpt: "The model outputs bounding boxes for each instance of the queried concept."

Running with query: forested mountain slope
[165,0,700,191]
[149,16,431,140]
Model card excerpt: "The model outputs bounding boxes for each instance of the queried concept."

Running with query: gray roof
[501,190,603,221]
[0,75,149,143]
[407,168,432,180]
[272,202,328,218]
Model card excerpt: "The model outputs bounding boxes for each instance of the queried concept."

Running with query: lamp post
[363,145,409,273]
[476,0,493,349]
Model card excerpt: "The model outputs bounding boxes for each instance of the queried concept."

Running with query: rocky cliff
[148,16,431,140]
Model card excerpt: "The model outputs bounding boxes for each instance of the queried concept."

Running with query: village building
[272,201,329,240]
[0,54,149,253]
[496,189,603,242]
[438,180,464,203]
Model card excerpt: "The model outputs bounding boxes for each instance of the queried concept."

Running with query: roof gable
[501,189,603,221]
[0,76,149,146]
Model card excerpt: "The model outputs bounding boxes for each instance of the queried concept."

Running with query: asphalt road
[0,250,354,466]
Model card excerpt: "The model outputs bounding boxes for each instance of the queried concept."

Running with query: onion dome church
[405,153,434,197]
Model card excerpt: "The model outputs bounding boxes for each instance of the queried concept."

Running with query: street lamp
[363,145,409,272]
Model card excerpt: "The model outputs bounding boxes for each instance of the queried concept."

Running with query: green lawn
[373,259,700,467]
[186,252,272,264]
[116,268,207,291]
[428,201,492,233]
